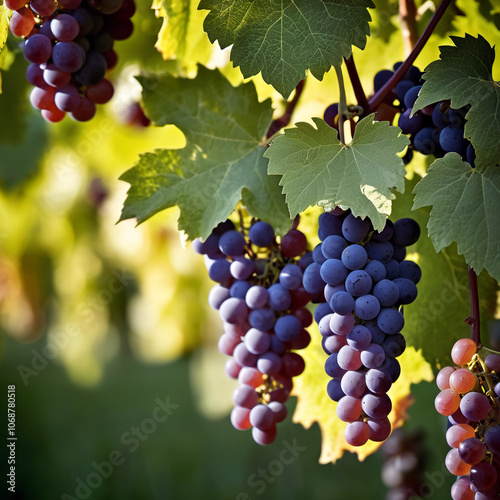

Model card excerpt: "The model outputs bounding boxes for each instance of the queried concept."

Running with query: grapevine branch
[466,266,482,349]
[266,79,306,139]
[399,0,419,55]
[366,0,455,114]
[345,56,369,114]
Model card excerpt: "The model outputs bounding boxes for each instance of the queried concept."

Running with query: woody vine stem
[467,266,482,349]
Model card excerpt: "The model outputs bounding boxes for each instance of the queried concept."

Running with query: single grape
[337,345,363,371]
[363,260,387,283]
[345,421,370,447]
[364,241,394,263]
[354,294,381,320]
[267,283,291,311]
[403,85,422,109]
[445,448,472,476]
[336,395,362,422]
[361,343,386,369]
[274,314,302,342]
[232,385,259,409]
[436,366,455,390]
[86,78,114,104]
[377,308,404,335]
[280,229,307,258]
[365,368,392,394]
[320,259,349,286]
[248,221,274,247]
[346,324,372,351]
[279,263,303,290]
[326,378,345,402]
[398,108,425,134]
[252,423,277,445]
[330,313,355,336]
[460,392,491,421]
[367,417,391,442]
[249,404,274,430]
[345,270,372,297]
[10,8,36,38]
[329,291,355,315]
[341,244,368,270]
[372,279,399,307]
[451,338,477,365]
[449,368,477,393]
[470,462,497,491]
[391,218,420,247]
[458,437,487,465]
[340,370,366,399]
[342,214,371,243]
[446,423,475,448]
[23,34,53,65]
[435,388,461,416]
[51,14,80,42]
[231,406,251,430]
[362,393,392,419]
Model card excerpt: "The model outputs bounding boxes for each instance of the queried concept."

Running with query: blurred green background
[1,1,499,499]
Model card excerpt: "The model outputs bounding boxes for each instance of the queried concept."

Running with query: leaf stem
[366,0,454,114]
[335,64,347,146]
[345,55,369,114]
[467,265,482,349]
[266,79,306,139]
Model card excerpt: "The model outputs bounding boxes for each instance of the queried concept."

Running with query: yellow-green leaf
[152,0,213,70]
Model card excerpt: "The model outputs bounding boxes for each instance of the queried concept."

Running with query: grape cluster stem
[467,265,482,349]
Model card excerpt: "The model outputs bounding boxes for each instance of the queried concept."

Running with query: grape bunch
[193,218,313,445]
[435,338,500,499]
[302,208,421,447]
[5,0,135,122]
[380,427,427,500]
[373,63,475,166]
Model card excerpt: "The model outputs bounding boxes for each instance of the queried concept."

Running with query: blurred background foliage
[0,0,499,499]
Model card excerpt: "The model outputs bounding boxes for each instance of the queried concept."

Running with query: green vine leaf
[412,34,500,170]
[198,0,374,98]
[264,115,409,232]
[119,66,291,240]
[413,153,500,282]
[152,0,213,69]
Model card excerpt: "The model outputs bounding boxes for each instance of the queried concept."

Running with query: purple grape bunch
[302,208,421,447]
[193,218,314,445]
[373,62,475,166]
[6,0,135,122]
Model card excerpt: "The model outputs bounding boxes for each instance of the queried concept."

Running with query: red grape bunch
[5,0,135,122]
[193,217,313,445]
[435,338,500,499]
